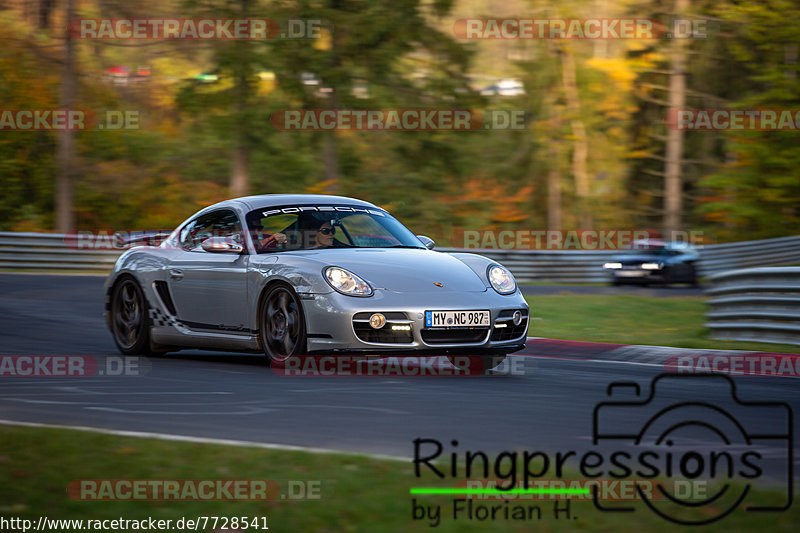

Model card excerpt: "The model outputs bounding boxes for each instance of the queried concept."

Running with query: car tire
[259,283,307,366]
[660,268,674,287]
[688,265,699,287]
[110,276,153,355]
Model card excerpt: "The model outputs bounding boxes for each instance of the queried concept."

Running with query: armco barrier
[705,267,800,346]
[0,232,121,271]
[1,232,799,283]
[442,235,800,283]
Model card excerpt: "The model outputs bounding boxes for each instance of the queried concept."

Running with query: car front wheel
[260,284,307,365]
[688,265,699,287]
[110,277,152,355]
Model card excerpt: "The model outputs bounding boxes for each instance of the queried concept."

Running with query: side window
[213,211,244,244]
[178,216,207,251]
[179,210,243,251]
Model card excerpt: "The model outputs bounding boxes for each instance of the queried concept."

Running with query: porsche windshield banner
[261,206,386,217]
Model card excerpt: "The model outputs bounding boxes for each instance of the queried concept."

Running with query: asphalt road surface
[0,274,796,487]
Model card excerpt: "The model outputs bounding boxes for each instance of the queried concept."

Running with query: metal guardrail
[443,235,800,283]
[0,233,121,271]
[440,248,614,284]
[1,232,799,283]
[705,267,800,346]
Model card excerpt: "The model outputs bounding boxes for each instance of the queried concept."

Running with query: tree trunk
[545,96,562,230]
[39,0,55,30]
[230,145,249,197]
[322,134,339,194]
[322,4,340,195]
[592,0,609,59]
[664,0,689,236]
[560,46,591,228]
[230,0,251,197]
[55,0,75,233]
[785,43,798,79]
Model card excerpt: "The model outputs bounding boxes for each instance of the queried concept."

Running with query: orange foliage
[437,175,534,228]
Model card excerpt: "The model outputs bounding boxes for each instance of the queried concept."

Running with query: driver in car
[295,214,340,249]
[252,223,287,251]
[314,220,336,248]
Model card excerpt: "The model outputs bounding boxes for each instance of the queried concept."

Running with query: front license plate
[617,270,646,277]
[425,310,490,328]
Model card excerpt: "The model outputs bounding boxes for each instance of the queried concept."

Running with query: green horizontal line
[410,487,590,496]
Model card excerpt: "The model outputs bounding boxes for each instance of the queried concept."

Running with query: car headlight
[641,263,662,270]
[323,266,373,296]
[603,262,622,269]
[487,265,516,295]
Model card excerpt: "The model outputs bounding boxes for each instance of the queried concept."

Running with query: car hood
[286,248,488,293]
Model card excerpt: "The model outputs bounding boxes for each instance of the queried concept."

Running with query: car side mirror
[200,237,244,254]
[416,235,435,250]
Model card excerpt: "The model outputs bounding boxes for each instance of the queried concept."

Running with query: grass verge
[524,294,800,353]
[0,426,797,532]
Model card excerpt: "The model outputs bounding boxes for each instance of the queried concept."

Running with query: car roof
[201,194,383,213]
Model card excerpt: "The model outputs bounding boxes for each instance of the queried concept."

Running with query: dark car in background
[602,240,700,286]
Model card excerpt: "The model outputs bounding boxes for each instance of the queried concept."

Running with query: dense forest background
[1,0,798,245]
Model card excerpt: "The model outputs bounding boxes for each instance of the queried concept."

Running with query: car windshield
[628,247,667,255]
[623,244,687,257]
[625,241,668,255]
[245,205,425,252]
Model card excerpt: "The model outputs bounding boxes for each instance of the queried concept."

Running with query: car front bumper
[302,288,529,354]
[606,268,665,283]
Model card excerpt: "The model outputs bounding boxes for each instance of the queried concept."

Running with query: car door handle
[169,269,184,281]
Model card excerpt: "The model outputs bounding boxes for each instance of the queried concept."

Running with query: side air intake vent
[153,281,177,315]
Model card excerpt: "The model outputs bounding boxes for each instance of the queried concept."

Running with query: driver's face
[316,221,334,246]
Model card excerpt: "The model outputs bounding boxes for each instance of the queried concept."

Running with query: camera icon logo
[592,373,793,525]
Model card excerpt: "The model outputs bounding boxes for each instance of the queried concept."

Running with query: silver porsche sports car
[104,194,529,368]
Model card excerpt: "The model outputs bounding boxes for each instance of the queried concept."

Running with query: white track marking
[0,419,411,462]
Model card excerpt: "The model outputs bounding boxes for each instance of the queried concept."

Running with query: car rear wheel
[111,277,152,355]
[260,284,307,365]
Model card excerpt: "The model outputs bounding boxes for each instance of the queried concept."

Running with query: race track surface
[0,274,796,484]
